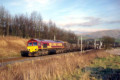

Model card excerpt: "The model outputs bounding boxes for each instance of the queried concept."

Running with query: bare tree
[0,6,77,42]
[0,6,6,36]
[30,11,38,38]
[5,12,11,36]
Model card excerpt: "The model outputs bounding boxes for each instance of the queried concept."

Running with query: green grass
[90,55,120,69]
[115,38,120,43]
[62,55,120,80]
[87,55,120,80]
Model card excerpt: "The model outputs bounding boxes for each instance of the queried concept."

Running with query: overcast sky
[1,0,120,34]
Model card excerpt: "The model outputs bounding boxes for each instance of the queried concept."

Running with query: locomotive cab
[27,39,40,52]
[26,39,65,56]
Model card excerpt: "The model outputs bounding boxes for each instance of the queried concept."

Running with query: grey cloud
[106,20,120,24]
[64,17,101,27]
[64,17,120,27]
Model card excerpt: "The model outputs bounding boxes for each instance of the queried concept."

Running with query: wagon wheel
[45,51,48,55]
[56,50,59,54]
[41,51,45,56]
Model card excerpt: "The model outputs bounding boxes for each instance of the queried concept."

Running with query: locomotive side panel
[50,42,64,49]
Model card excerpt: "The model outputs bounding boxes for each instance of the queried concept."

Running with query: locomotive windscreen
[33,42,37,46]
[28,42,32,46]
[28,42,37,46]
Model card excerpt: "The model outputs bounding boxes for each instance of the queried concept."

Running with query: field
[1,50,119,80]
[64,53,120,80]
[0,36,28,58]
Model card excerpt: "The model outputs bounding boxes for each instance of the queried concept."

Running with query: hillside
[83,29,120,39]
[0,36,28,58]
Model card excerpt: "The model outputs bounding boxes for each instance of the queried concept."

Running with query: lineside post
[77,37,79,46]
[81,35,83,53]
[94,39,96,49]
[54,35,56,41]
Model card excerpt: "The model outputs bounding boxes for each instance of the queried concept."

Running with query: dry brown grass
[0,50,110,80]
[0,36,28,58]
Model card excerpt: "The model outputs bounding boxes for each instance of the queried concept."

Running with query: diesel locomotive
[27,39,68,56]
[25,39,96,57]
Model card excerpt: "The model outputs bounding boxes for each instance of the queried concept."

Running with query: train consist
[25,39,101,56]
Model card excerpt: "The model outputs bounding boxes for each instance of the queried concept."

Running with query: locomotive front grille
[27,46,38,52]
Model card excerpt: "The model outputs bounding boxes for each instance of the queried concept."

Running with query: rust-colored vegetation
[0,50,110,80]
[0,36,28,58]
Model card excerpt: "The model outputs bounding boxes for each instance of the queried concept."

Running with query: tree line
[0,6,77,43]
[102,36,115,49]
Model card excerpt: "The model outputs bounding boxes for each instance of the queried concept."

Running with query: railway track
[0,49,96,67]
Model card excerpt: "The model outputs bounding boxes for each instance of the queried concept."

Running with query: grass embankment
[0,36,28,58]
[0,50,112,80]
[64,54,120,80]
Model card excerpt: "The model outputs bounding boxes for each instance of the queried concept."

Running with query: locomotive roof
[28,39,64,43]
[28,39,41,42]
[43,40,64,42]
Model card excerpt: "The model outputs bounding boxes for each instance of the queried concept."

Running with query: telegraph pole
[81,35,83,53]
[77,37,79,46]
[54,35,56,41]
[94,39,96,49]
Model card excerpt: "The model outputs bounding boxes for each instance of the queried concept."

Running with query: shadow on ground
[82,67,120,80]
[20,51,29,57]
[20,50,56,57]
